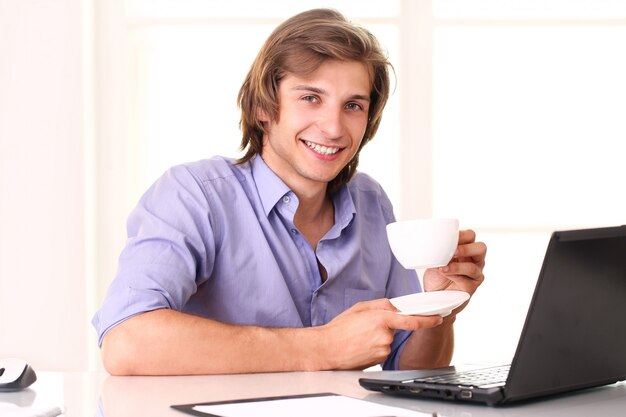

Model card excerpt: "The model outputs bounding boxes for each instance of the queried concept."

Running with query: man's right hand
[317,298,444,370]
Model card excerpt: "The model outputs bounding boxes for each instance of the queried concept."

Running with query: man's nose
[317,107,344,138]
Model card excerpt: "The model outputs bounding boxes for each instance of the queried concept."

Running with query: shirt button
[291,228,298,235]
[282,195,290,204]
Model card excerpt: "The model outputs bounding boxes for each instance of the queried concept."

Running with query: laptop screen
[506,226,626,402]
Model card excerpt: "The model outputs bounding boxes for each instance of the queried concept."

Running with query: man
[93,8,486,375]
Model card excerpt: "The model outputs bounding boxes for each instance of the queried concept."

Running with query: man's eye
[302,95,318,103]
[346,102,363,111]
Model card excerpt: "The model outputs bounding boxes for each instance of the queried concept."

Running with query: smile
[303,140,340,156]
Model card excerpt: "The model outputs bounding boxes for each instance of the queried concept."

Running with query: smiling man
[93,8,487,375]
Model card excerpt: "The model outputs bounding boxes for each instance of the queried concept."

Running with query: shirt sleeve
[91,165,216,346]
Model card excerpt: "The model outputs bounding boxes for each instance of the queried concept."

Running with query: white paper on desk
[193,394,431,417]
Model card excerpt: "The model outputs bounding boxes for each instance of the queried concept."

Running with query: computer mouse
[0,358,37,391]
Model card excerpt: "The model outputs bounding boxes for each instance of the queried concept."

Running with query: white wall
[0,0,92,371]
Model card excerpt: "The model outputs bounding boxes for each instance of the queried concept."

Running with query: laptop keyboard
[413,365,510,388]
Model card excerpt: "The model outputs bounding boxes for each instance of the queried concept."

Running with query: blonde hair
[237,8,392,192]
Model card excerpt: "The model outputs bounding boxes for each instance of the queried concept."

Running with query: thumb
[349,298,397,313]
[385,312,444,331]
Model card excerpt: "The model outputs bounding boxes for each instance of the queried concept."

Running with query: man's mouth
[303,140,340,156]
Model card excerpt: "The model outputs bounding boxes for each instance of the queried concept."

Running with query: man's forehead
[280,62,372,95]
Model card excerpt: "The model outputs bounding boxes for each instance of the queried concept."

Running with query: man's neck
[292,187,334,252]
[293,184,327,218]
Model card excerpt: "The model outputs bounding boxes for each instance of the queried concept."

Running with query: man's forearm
[398,315,455,370]
[101,308,328,375]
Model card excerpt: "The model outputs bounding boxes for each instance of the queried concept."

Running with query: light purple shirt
[92,155,421,369]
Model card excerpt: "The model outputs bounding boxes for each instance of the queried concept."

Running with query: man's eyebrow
[291,85,370,102]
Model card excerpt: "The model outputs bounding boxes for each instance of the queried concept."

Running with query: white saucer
[390,290,470,317]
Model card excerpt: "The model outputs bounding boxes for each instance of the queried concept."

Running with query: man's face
[260,59,371,194]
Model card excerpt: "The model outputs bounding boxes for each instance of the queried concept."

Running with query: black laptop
[360,225,626,405]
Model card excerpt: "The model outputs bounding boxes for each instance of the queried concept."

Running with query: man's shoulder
[347,171,385,194]
[178,156,246,183]
[147,157,251,203]
[156,156,252,192]
[345,171,394,219]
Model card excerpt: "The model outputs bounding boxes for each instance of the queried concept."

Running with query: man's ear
[257,106,270,122]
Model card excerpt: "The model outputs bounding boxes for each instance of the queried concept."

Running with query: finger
[384,312,443,331]
[458,229,477,245]
[452,254,486,270]
[454,241,487,262]
[350,298,396,313]
[442,262,484,280]
[434,273,481,296]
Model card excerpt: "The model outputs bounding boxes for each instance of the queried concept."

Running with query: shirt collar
[251,155,292,217]
[250,155,357,230]
[328,183,357,238]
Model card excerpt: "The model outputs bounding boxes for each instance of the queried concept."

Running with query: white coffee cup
[386,218,459,269]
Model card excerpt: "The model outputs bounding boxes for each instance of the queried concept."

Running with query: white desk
[4,370,626,416]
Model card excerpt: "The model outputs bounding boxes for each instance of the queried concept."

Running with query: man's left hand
[423,229,487,297]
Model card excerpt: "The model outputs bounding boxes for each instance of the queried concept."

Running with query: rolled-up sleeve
[92,165,215,346]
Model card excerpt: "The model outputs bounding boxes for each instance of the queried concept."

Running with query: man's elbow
[101,327,138,376]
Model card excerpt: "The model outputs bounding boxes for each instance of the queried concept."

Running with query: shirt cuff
[382,329,412,370]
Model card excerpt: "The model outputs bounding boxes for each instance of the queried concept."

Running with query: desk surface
[4,370,626,417]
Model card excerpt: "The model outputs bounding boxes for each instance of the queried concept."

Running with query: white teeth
[304,140,340,155]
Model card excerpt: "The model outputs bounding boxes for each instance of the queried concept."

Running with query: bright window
[432,0,626,364]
